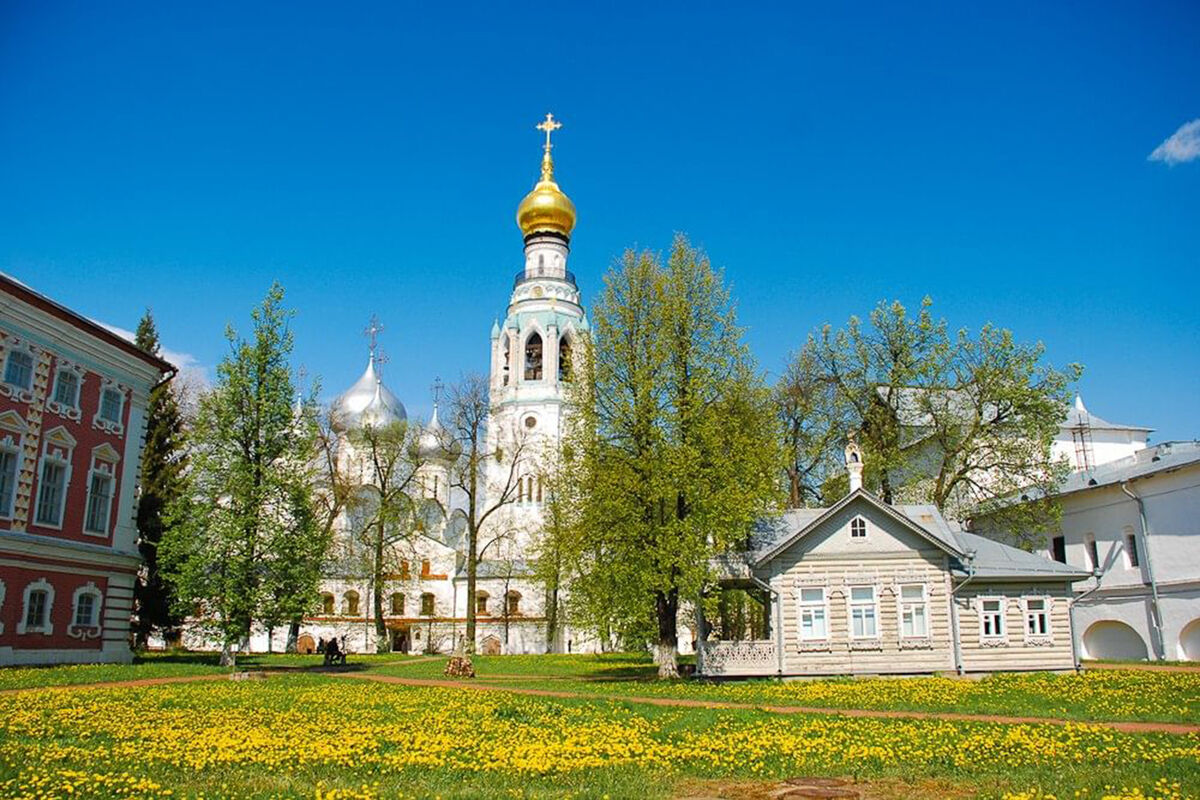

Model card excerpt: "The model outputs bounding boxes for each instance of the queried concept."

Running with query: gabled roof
[752,489,965,567]
[749,491,1089,583]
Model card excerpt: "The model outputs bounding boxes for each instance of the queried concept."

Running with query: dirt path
[332,671,1200,735]
[1084,661,1200,673]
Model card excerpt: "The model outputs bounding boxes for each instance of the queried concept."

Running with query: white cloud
[1148,118,1200,165]
[96,321,211,393]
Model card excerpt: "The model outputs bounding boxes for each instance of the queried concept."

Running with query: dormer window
[850,516,867,539]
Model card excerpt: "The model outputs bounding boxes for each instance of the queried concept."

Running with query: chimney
[845,437,864,493]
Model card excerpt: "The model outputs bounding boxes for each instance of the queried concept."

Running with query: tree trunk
[285,620,300,653]
[220,642,236,668]
[545,586,559,653]
[465,526,478,655]
[655,589,680,679]
[373,524,388,653]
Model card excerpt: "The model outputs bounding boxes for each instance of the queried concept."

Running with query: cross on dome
[536,113,562,152]
[430,376,444,406]
[363,314,384,358]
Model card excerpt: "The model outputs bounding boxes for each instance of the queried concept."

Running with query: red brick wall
[0,564,109,651]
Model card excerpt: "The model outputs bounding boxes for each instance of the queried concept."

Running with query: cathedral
[287,115,589,656]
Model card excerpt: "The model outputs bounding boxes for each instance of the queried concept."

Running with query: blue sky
[2,1,1197,439]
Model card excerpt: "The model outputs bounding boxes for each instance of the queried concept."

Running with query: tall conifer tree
[132,310,186,647]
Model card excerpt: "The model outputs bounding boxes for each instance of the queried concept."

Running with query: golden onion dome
[517,114,576,238]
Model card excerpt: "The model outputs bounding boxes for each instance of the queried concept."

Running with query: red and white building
[0,274,173,665]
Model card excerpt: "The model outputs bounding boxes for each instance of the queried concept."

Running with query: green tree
[446,373,527,656]
[565,235,784,677]
[790,297,1080,540]
[161,284,324,667]
[340,418,424,653]
[132,310,187,648]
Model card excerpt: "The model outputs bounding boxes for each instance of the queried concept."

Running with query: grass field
[1,653,1197,799]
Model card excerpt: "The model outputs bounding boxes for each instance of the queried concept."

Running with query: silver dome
[333,358,406,427]
[417,404,462,462]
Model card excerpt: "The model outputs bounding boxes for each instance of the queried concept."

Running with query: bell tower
[487,114,588,548]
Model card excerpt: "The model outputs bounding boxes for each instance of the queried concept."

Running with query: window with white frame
[1024,597,1050,639]
[3,349,34,390]
[798,587,828,641]
[73,588,101,627]
[850,516,867,539]
[848,586,878,638]
[18,579,55,635]
[979,596,1005,640]
[0,446,18,518]
[99,388,123,424]
[34,458,68,527]
[0,578,6,635]
[899,584,928,638]
[85,472,114,534]
[52,368,81,409]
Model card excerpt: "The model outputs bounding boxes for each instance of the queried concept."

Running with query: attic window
[850,516,867,539]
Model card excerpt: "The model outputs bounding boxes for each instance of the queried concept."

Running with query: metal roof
[1058,440,1200,496]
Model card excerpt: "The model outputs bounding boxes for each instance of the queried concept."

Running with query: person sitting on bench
[323,636,346,666]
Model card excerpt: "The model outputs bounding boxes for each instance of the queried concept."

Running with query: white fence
[697,640,776,676]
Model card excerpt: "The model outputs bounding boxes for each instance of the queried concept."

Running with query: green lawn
[364,654,1200,725]
[0,672,1196,800]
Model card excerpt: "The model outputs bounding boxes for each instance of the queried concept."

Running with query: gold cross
[536,113,562,150]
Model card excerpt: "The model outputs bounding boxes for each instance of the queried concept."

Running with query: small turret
[845,436,864,493]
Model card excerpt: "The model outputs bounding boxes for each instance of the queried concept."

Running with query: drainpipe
[1120,481,1165,660]
[949,550,977,675]
[1068,568,1105,669]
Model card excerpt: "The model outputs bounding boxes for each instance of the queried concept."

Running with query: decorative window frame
[0,411,26,521]
[1021,595,1053,646]
[342,591,360,616]
[896,582,932,645]
[82,443,121,537]
[846,584,881,644]
[93,378,128,435]
[68,581,104,639]
[0,337,39,402]
[977,594,1008,647]
[0,578,6,634]
[797,585,830,643]
[420,592,435,616]
[475,590,490,616]
[849,514,868,541]
[33,427,76,530]
[390,592,406,615]
[17,577,55,635]
[46,359,84,422]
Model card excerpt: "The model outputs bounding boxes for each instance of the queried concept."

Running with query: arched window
[558,336,572,382]
[850,516,867,539]
[476,591,489,615]
[70,583,103,629]
[343,591,360,616]
[420,593,435,616]
[535,476,543,503]
[321,593,334,615]
[17,578,54,635]
[505,591,521,616]
[390,593,405,615]
[502,337,511,386]
[524,333,543,381]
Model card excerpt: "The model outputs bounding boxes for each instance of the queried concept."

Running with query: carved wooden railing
[698,640,776,676]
